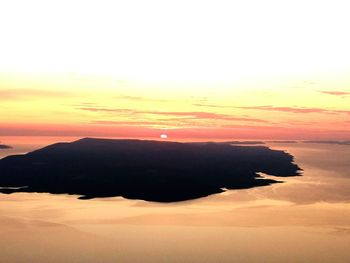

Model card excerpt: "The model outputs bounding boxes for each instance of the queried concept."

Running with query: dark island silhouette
[0,138,301,202]
[0,144,12,149]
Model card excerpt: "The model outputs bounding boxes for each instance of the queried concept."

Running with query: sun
[160,134,168,139]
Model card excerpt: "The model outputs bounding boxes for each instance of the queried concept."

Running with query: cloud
[0,88,74,101]
[194,102,350,115]
[114,95,168,102]
[192,103,232,108]
[145,111,269,123]
[79,107,134,113]
[93,120,167,126]
[268,140,298,143]
[319,91,350,97]
[304,140,350,145]
[78,107,269,123]
[237,105,332,114]
[237,105,350,115]
[334,110,350,115]
[195,103,350,115]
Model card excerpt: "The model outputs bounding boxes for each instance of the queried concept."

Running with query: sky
[0,0,350,140]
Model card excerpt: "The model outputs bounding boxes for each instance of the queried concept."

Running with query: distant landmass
[187,141,265,145]
[268,140,299,144]
[0,144,12,149]
[0,138,301,202]
[304,140,350,145]
[224,141,265,145]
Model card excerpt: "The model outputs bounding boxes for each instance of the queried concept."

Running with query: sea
[1,136,350,263]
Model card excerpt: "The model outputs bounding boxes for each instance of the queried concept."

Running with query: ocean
[1,137,350,263]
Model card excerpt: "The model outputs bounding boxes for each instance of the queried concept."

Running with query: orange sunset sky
[1,0,350,140]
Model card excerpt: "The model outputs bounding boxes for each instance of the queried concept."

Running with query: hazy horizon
[1,0,350,262]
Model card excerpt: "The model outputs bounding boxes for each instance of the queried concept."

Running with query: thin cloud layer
[0,89,74,101]
[304,140,350,145]
[195,103,350,115]
[78,107,269,123]
[237,105,350,115]
[114,95,168,102]
[319,91,350,97]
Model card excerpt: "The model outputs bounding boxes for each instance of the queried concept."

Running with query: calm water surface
[1,137,350,263]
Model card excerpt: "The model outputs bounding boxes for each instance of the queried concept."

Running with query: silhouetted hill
[0,138,301,202]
